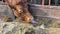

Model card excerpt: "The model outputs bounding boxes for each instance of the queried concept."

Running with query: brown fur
[4,0,32,23]
[13,5,32,23]
[4,0,27,7]
[4,0,21,6]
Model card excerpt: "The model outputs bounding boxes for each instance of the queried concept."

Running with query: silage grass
[34,17,60,28]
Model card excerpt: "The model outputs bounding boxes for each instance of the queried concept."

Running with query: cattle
[4,0,38,24]
[13,4,32,23]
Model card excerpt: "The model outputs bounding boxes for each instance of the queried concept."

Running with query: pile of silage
[34,17,60,28]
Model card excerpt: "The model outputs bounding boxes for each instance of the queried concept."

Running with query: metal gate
[27,0,60,19]
[27,0,60,8]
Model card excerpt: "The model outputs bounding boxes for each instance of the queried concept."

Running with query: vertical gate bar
[49,0,51,6]
[42,0,44,5]
[42,0,44,8]
[30,0,33,3]
[55,0,58,6]
[49,0,51,8]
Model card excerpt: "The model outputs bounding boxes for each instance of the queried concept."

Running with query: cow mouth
[30,17,38,25]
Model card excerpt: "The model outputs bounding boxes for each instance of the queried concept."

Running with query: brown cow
[13,5,32,23]
[4,0,21,6]
[4,0,38,24]
[4,0,27,7]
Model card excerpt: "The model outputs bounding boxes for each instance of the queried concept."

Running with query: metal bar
[49,0,51,6]
[55,0,59,6]
[30,0,33,3]
[42,0,44,5]
[42,0,44,8]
